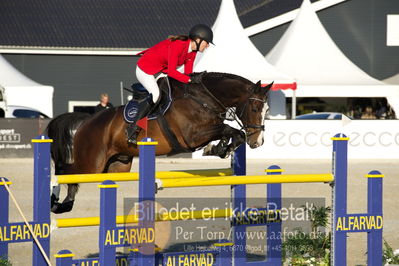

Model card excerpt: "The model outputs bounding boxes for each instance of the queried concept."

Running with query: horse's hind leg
[51,163,72,212]
[104,154,133,173]
[51,184,79,213]
[53,154,110,213]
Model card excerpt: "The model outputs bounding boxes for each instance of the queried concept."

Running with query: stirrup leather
[126,123,140,144]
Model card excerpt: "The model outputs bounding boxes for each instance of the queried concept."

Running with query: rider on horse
[127,24,214,144]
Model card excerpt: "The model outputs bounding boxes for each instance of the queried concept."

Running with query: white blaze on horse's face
[245,96,268,149]
[256,101,268,146]
[245,81,272,149]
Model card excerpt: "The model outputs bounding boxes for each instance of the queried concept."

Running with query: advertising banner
[0,119,49,158]
[2,119,399,159]
[194,120,399,159]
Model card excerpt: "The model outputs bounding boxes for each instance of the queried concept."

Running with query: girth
[156,114,195,155]
[155,78,195,155]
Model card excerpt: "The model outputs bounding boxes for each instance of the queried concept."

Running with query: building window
[68,101,98,114]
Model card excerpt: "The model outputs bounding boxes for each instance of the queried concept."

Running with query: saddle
[123,78,193,154]
[123,81,172,123]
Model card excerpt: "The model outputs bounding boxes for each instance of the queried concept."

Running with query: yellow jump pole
[55,208,233,228]
[55,168,232,184]
[158,173,334,188]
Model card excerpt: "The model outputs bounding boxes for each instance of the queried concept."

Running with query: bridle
[236,93,268,137]
[196,79,267,137]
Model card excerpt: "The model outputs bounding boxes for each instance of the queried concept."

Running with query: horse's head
[237,81,272,148]
[199,72,272,149]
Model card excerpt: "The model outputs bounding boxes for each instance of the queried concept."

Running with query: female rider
[126,24,214,144]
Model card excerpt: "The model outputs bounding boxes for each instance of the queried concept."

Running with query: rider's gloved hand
[190,71,206,83]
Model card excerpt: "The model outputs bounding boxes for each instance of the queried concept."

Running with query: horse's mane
[195,72,253,85]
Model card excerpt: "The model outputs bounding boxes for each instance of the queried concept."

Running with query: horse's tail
[45,112,91,174]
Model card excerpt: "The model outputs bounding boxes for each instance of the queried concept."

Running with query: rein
[176,82,228,119]
[198,82,229,118]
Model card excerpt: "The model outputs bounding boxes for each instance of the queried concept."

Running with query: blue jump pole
[332,133,348,265]
[137,138,157,266]
[366,170,383,265]
[214,240,233,266]
[231,144,247,265]
[99,180,118,265]
[0,137,51,266]
[32,136,52,266]
[0,178,10,259]
[266,165,282,265]
[54,250,74,266]
[332,134,383,266]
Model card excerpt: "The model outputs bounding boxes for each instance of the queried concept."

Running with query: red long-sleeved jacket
[137,39,197,83]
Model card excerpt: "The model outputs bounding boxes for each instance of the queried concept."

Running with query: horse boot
[126,96,154,144]
[203,137,230,158]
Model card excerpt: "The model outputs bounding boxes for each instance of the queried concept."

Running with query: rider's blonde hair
[168,35,189,41]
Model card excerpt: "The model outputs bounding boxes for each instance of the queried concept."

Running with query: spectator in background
[95,93,113,113]
[375,99,388,119]
[361,106,376,119]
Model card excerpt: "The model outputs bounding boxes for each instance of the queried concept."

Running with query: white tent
[383,73,399,85]
[195,0,294,84]
[195,0,293,84]
[266,0,399,114]
[194,0,296,118]
[0,55,54,117]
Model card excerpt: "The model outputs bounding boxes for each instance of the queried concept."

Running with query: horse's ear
[262,81,274,93]
[252,80,262,92]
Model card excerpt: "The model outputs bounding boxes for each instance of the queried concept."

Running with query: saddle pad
[123,78,172,123]
[123,100,140,123]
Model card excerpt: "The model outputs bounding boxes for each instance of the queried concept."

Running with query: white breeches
[136,66,160,103]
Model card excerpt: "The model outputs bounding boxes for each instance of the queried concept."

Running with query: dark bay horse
[47,72,272,213]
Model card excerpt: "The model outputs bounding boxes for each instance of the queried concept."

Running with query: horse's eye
[252,103,262,112]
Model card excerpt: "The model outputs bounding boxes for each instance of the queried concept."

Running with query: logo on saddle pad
[124,102,140,123]
[128,108,138,118]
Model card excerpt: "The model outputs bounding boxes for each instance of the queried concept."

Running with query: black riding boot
[126,97,153,144]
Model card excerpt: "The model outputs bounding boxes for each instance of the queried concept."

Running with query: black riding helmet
[189,24,214,51]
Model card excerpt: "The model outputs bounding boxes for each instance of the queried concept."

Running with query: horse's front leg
[226,129,246,154]
[203,126,245,158]
[203,136,230,158]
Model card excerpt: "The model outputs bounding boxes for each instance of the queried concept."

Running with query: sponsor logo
[273,131,399,147]
[128,108,138,118]
[0,129,20,143]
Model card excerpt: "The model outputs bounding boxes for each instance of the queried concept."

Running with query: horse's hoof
[51,202,62,213]
[51,200,75,214]
[51,193,59,208]
[202,144,215,156]
[218,153,230,159]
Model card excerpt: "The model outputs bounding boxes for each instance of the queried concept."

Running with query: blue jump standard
[0,134,383,265]
[0,137,52,266]
[332,135,383,266]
